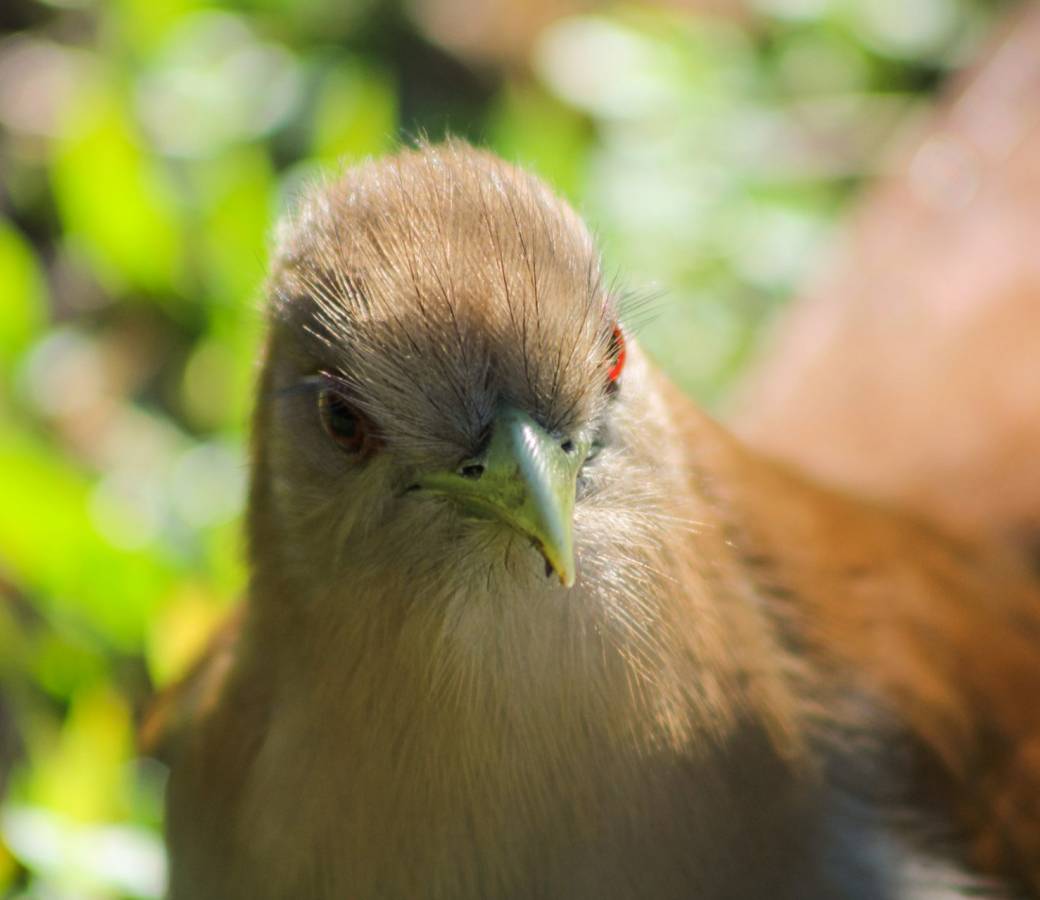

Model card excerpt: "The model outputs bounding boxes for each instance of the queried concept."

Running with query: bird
[148,141,1040,899]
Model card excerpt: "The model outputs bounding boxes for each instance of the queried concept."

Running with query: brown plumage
[152,141,1040,899]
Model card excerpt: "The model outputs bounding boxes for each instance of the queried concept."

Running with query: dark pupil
[325,394,357,438]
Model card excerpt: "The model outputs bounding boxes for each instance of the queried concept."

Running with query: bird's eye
[607,324,626,389]
[318,388,372,457]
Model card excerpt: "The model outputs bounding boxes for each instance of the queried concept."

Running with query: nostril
[459,464,485,480]
[561,440,575,454]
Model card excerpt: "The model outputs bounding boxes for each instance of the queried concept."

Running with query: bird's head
[243,143,801,754]
[250,143,674,634]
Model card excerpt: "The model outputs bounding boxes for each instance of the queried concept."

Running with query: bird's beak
[416,406,585,587]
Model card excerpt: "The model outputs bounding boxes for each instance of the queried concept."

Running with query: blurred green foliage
[0,0,1007,894]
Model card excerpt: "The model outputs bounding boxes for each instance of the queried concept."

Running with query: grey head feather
[268,140,617,463]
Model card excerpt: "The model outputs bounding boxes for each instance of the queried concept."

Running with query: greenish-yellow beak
[417,406,586,587]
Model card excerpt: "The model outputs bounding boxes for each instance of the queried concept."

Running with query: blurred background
[0,0,1023,895]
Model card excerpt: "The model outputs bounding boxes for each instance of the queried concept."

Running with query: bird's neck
[235,563,831,898]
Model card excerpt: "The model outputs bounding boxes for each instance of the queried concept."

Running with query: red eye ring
[607,324,626,384]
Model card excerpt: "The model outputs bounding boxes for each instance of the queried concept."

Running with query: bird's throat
[227,566,815,899]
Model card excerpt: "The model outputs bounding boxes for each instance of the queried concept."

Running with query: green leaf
[107,0,203,56]
[0,422,176,649]
[50,79,183,297]
[311,60,397,164]
[17,686,133,824]
[194,146,274,311]
[0,219,47,369]
[489,84,592,200]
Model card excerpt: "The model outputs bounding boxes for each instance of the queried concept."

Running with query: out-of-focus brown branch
[734,4,1040,551]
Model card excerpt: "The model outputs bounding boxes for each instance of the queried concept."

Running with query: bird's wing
[706,358,1040,892]
[727,9,1040,882]
[139,605,243,763]
[732,3,1040,556]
